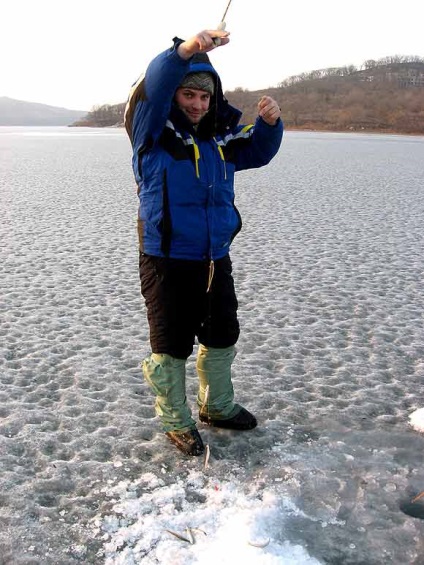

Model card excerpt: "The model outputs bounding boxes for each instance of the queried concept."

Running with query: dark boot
[165,428,205,456]
[199,406,257,430]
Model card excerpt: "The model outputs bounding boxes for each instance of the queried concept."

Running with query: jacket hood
[172,37,242,136]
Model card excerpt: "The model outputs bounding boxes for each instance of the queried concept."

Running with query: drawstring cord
[206,259,215,293]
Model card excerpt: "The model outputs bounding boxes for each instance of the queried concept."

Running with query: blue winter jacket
[125,38,283,260]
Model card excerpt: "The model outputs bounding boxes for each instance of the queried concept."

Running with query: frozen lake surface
[1,127,424,564]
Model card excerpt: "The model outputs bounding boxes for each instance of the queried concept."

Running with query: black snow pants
[139,253,240,359]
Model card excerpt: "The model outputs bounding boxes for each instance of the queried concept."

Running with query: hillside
[75,56,424,134]
[229,58,424,134]
[0,97,87,126]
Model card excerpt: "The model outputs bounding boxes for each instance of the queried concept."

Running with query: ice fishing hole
[399,499,424,520]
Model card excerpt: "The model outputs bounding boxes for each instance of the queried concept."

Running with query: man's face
[175,88,211,124]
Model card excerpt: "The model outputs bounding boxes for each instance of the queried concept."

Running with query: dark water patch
[399,499,424,520]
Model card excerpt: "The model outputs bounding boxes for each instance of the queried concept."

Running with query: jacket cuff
[172,36,185,51]
[259,116,283,128]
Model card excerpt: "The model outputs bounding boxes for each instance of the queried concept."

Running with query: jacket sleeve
[124,43,190,150]
[232,117,284,171]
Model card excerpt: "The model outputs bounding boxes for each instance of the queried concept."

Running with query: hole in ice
[399,499,424,520]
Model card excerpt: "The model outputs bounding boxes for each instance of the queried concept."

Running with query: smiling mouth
[187,112,202,122]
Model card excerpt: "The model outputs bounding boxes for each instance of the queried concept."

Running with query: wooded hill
[74,56,424,134]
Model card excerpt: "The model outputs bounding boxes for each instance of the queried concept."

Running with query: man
[125,28,283,456]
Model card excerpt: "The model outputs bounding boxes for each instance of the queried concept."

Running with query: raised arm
[177,29,230,59]
[125,30,230,147]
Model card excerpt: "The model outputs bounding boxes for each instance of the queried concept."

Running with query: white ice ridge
[409,408,424,433]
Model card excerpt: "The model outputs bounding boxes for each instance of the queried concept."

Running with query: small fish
[190,527,207,536]
[165,529,191,543]
[411,491,424,503]
[204,443,210,470]
[248,538,270,548]
[186,527,195,545]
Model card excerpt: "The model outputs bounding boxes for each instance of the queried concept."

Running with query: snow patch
[92,471,322,565]
[409,408,424,433]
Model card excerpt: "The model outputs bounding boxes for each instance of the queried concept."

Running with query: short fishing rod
[218,0,233,30]
[214,0,233,45]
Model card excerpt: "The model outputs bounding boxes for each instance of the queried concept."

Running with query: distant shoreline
[285,126,424,136]
[67,122,424,137]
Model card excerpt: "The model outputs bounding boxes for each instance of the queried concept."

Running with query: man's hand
[177,30,230,60]
[258,96,281,126]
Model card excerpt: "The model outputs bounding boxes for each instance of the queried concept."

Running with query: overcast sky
[2,0,423,111]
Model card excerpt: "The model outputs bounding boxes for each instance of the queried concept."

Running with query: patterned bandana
[179,72,215,95]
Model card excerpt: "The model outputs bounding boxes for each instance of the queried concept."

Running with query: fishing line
[203,0,235,420]
[218,0,233,29]
[208,0,234,290]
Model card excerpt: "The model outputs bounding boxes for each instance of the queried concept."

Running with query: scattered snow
[92,471,321,564]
